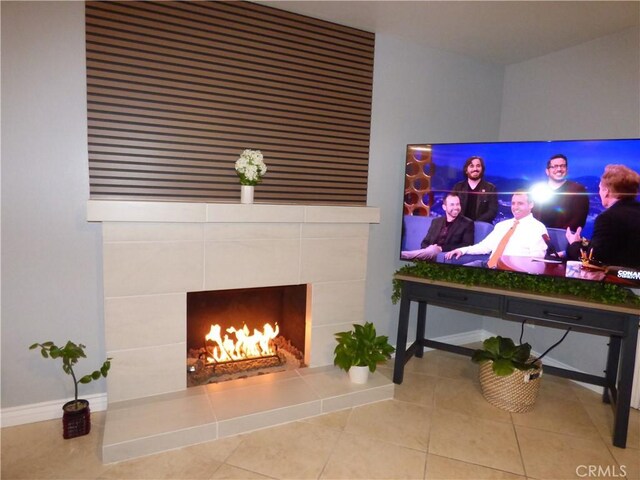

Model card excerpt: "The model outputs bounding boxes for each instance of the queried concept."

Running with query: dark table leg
[603,335,621,404]
[612,319,638,448]
[416,301,427,358]
[393,284,412,384]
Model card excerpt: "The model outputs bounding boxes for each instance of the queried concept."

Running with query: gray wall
[491,26,640,375]
[365,34,504,341]
[500,27,640,141]
[2,1,105,407]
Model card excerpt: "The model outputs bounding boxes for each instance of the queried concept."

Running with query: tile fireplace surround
[88,200,393,462]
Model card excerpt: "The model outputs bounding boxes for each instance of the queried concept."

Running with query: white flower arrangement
[235,149,267,186]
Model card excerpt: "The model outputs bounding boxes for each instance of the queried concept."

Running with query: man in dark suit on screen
[402,192,474,261]
[566,164,640,269]
[451,156,498,223]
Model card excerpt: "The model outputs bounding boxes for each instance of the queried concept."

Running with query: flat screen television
[399,138,640,287]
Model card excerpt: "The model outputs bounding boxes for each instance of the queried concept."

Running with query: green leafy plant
[29,341,112,409]
[471,336,538,376]
[392,263,640,307]
[334,322,395,373]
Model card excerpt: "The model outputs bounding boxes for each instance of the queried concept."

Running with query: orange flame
[204,323,279,363]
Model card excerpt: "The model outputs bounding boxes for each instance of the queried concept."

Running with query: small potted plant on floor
[472,335,542,413]
[333,322,395,384]
[29,340,111,439]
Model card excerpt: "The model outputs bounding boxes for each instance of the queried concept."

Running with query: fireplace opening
[186,285,308,386]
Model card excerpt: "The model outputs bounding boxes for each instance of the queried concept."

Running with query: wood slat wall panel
[88,110,370,142]
[86,0,374,204]
[88,2,374,69]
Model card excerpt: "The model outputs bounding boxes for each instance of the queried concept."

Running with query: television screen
[400,139,640,287]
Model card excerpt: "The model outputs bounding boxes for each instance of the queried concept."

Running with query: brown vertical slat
[86,0,374,205]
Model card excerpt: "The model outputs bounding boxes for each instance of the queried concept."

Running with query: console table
[393,274,639,448]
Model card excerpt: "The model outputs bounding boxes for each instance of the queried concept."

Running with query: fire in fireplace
[186,285,308,386]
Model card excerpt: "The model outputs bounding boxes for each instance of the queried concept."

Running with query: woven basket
[478,360,542,413]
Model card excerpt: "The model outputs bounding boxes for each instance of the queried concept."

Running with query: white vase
[348,365,370,384]
[240,185,254,204]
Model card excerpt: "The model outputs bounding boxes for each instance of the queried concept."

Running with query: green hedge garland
[392,262,640,307]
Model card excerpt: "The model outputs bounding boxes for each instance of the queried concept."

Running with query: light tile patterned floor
[2,349,639,479]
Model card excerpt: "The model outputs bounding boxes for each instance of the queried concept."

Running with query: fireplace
[90,201,389,463]
[186,285,308,386]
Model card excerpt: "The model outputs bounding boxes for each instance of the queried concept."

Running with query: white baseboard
[1,393,108,428]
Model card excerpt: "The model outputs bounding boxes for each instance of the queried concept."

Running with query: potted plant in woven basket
[29,341,111,439]
[334,322,395,384]
[472,336,543,413]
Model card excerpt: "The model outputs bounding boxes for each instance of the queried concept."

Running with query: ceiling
[259,1,640,65]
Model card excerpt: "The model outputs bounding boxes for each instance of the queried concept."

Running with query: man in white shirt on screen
[445,191,548,267]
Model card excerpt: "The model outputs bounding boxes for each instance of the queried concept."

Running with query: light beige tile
[217,401,321,438]
[321,431,426,479]
[206,375,319,421]
[225,421,340,479]
[393,371,438,407]
[204,222,300,241]
[345,399,431,451]
[308,322,356,367]
[102,222,204,242]
[303,206,380,224]
[536,373,580,402]
[516,424,618,479]
[203,239,300,290]
[608,445,640,480]
[104,389,215,445]
[1,416,109,479]
[300,364,392,399]
[105,293,185,351]
[429,408,524,475]
[434,376,512,423]
[301,222,370,238]
[395,350,478,382]
[106,343,186,402]
[321,385,395,413]
[185,435,244,463]
[88,200,207,222]
[204,368,301,393]
[311,280,366,326]
[572,381,605,405]
[580,396,640,449]
[103,241,203,296]
[98,444,224,479]
[205,204,305,223]
[425,454,526,479]
[204,369,301,393]
[102,389,217,463]
[300,408,352,431]
[211,464,272,479]
[300,237,368,282]
[511,394,601,438]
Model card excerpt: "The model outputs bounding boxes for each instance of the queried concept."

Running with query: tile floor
[2,349,639,479]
